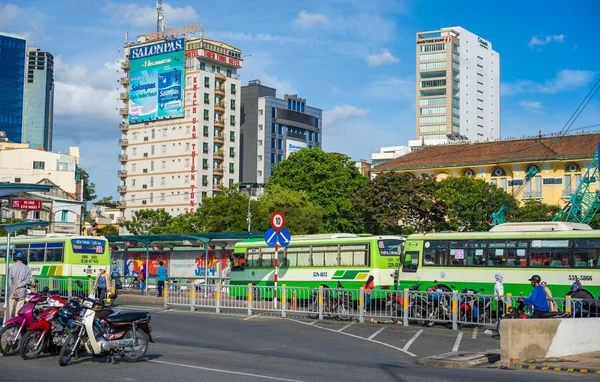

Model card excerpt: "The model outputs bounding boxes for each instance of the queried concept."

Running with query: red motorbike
[19,295,66,359]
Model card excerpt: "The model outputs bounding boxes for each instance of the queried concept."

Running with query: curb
[504,363,600,374]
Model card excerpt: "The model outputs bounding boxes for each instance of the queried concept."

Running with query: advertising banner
[11,199,42,210]
[285,139,307,159]
[128,38,185,123]
[123,251,169,277]
[169,250,231,279]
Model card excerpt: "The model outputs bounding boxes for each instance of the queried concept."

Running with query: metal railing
[162,280,591,328]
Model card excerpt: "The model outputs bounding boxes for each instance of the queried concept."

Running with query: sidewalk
[502,352,600,375]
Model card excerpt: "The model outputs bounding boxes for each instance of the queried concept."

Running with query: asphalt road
[0,305,596,382]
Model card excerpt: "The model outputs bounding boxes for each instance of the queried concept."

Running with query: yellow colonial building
[371,132,600,207]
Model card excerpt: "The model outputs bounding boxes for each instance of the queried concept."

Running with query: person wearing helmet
[519,275,549,318]
[7,250,32,320]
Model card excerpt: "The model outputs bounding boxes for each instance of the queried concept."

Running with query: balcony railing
[202,181,208,187]
[118,155,128,162]
[116,217,124,224]
[213,184,223,192]
[231,88,237,95]
[523,191,543,199]
[119,123,129,131]
[117,170,127,177]
[214,152,224,159]
[119,77,129,85]
[214,102,225,111]
[214,135,224,144]
[117,186,127,193]
[120,92,129,100]
[117,201,126,208]
[119,108,128,116]
[120,61,129,70]
[215,72,226,80]
[215,86,225,95]
[215,119,224,127]
[230,120,236,126]
[118,139,129,146]
[230,136,235,142]
[229,151,235,158]
[213,167,224,175]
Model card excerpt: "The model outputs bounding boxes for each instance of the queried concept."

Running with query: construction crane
[553,148,600,224]
[492,165,540,226]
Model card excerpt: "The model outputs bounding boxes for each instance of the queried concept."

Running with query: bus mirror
[400,253,406,264]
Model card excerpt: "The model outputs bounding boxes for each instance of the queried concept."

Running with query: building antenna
[156,0,166,33]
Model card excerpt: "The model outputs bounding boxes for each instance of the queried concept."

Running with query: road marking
[149,360,306,381]
[120,305,163,310]
[402,329,423,353]
[472,327,478,339]
[368,327,386,340]
[289,319,416,357]
[243,315,262,320]
[336,322,354,332]
[452,332,463,352]
[308,320,318,325]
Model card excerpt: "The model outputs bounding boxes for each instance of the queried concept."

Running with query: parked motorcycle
[458,288,492,327]
[307,283,354,320]
[423,281,455,327]
[58,298,153,366]
[0,285,56,356]
[385,282,423,321]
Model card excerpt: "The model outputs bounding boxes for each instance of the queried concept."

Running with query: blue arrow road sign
[264,228,278,246]
[278,228,291,247]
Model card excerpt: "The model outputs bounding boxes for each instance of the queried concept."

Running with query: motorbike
[385,282,423,321]
[0,285,56,356]
[458,288,492,327]
[496,299,571,336]
[58,295,153,366]
[307,283,354,320]
[423,281,455,327]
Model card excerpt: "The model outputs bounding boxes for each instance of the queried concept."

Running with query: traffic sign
[271,212,285,230]
[264,228,278,246]
[277,228,291,247]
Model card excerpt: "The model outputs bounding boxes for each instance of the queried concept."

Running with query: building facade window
[419,52,446,61]
[33,161,45,169]
[419,97,446,106]
[419,61,446,70]
[420,106,446,115]
[421,79,446,88]
[420,43,446,52]
[419,116,446,124]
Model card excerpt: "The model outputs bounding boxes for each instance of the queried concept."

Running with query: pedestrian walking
[93,268,111,301]
[494,273,505,314]
[157,261,168,297]
[111,260,121,290]
[363,276,375,309]
[7,251,32,320]
[139,262,146,295]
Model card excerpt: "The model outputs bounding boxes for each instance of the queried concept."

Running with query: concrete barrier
[501,318,600,363]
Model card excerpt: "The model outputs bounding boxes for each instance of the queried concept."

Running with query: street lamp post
[245,183,260,232]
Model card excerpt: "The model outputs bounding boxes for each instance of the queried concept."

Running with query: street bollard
[68,278,72,299]
[190,286,196,312]
[282,285,287,318]
[318,286,324,321]
[451,291,458,331]
[216,285,221,314]
[163,280,168,309]
[403,288,409,327]
[565,295,571,314]
[247,283,253,316]
[359,287,364,323]
[506,293,512,314]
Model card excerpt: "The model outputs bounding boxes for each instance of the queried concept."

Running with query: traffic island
[417,351,500,368]
[499,352,600,375]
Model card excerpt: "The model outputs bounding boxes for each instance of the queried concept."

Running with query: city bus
[0,235,111,281]
[398,222,600,299]
[230,233,405,298]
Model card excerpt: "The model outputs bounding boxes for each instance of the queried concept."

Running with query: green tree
[95,196,114,204]
[352,172,445,234]
[123,209,172,234]
[96,224,119,236]
[80,168,96,221]
[0,218,27,236]
[510,200,561,222]
[436,176,519,231]
[253,185,324,234]
[267,148,369,233]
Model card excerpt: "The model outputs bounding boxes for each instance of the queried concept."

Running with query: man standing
[7,251,32,320]
[156,261,168,297]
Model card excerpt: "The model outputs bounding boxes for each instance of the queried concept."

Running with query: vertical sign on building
[189,75,198,214]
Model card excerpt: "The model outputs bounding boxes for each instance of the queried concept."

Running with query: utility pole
[156,0,165,33]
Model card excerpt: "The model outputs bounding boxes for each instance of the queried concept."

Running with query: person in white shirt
[494,273,505,315]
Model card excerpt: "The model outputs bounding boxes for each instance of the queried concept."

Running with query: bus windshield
[378,239,404,256]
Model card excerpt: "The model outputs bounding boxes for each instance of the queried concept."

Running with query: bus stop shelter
[106,231,264,293]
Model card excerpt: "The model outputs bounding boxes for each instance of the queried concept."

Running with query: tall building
[0,32,26,144]
[118,34,242,220]
[240,80,322,185]
[22,47,55,151]
[413,27,500,146]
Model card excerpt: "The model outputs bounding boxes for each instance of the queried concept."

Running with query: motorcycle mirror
[433,280,438,284]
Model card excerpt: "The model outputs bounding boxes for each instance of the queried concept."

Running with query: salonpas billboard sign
[285,139,307,159]
[128,38,185,123]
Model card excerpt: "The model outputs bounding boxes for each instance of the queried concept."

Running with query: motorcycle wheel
[336,304,354,321]
[0,323,22,356]
[307,299,319,319]
[19,330,45,360]
[410,307,426,326]
[58,334,78,366]
[120,328,149,362]
[385,303,400,320]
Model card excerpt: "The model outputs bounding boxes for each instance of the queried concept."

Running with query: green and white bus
[0,235,111,280]
[399,222,600,299]
[230,233,405,296]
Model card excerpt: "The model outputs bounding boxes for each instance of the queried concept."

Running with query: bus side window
[402,251,419,272]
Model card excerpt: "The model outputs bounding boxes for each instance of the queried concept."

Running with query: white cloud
[520,101,543,111]
[528,34,566,49]
[365,76,414,100]
[0,3,21,28]
[294,11,329,28]
[366,50,400,66]
[324,105,369,128]
[0,3,47,44]
[240,53,297,96]
[102,1,199,28]
[502,70,596,96]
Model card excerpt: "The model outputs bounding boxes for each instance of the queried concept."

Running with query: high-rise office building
[117,34,242,220]
[22,47,55,150]
[413,27,500,146]
[240,80,322,185]
[0,32,26,144]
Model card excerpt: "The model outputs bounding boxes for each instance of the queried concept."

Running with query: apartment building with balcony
[117,35,242,220]
[412,27,500,148]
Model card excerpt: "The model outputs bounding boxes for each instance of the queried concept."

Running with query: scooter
[385,282,423,320]
[0,285,56,356]
[58,294,153,366]
[496,300,571,337]
[458,288,492,326]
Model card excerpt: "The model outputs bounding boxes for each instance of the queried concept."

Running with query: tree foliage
[352,172,446,234]
[435,176,519,231]
[123,209,172,235]
[80,168,96,221]
[96,225,119,236]
[267,148,369,233]
[254,185,323,234]
[0,218,27,236]
[96,196,114,204]
[510,200,561,223]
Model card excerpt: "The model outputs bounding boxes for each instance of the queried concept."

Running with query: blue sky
[1,0,599,200]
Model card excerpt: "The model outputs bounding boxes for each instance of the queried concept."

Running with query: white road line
[402,329,423,352]
[289,319,416,357]
[452,332,463,352]
[368,327,386,340]
[336,322,355,332]
[308,320,318,325]
[243,315,261,320]
[149,360,306,382]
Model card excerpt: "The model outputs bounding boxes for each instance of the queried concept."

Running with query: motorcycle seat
[105,311,149,323]
[94,308,115,319]
[540,311,564,318]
